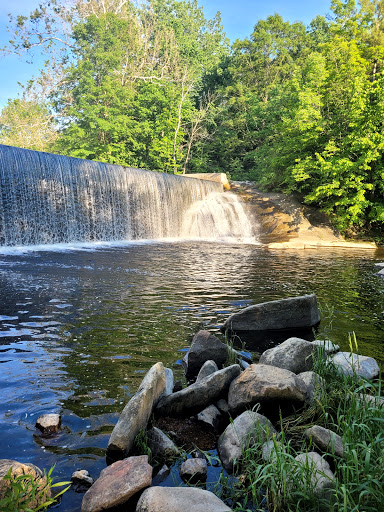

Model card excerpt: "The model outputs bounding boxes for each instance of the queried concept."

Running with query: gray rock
[182,330,228,379]
[0,460,51,506]
[261,440,284,462]
[218,411,277,471]
[196,360,218,381]
[228,364,308,415]
[147,427,179,459]
[107,362,166,459]
[312,339,339,354]
[357,393,384,407]
[162,368,174,397]
[222,294,320,332]
[35,413,61,434]
[136,486,232,512]
[297,371,325,405]
[81,455,152,512]
[332,352,380,380]
[294,452,335,499]
[197,404,222,431]
[305,425,344,458]
[259,337,318,374]
[216,399,229,415]
[71,470,94,492]
[151,465,170,486]
[179,458,207,482]
[156,365,241,418]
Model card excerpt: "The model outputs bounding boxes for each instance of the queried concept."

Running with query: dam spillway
[0,145,254,247]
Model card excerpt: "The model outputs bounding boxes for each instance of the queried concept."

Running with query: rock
[151,465,170,486]
[81,455,152,512]
[156,365,241,418]
[173,381,183,392]
[218,411,276,471]
[305,425,344,458]
[259,337,318,374]
[179,458,207,482]
[297,371,325,405]
[196,360,219,381]
[71,470,94,492]
[312,339,339,354]
[294,452,335,499]
[35,413,61,434]
[136,486,232,512]
[197,404,222,431]
[261,440,285,462]
[147,427,179,459]
[0,459,51,506]
[182,330,228,379]
[332,352,380,380]
[228,364,308,416]
[216,398,229,415]
[357,393,384,407]
[107,362,166,460]
[162,368,174,397]
[222,294,320,332]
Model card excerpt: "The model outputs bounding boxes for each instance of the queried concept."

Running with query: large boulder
[331,352,380,380]
[183,331,228,379]
[81,456,152,512]
[0,460,51,507]
[107,362,166,460]
[228,364,308,416]
[156,365,241,418]
[259,337,318,374]
[222,294,320,332]
[218,411,276,472]
[136,486,232,512]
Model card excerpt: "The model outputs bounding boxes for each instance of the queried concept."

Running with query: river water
[0,241,384,510]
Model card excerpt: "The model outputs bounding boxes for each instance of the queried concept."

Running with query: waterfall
[0,145,256,247]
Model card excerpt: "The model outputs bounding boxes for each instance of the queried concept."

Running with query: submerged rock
[136,486,232,512]
[222,294,320,332]
[331,352,380,380]
[218,411,276,471]
[179,458,207,482]
[156,365,241,418]
[107,362,166,460]
[81,455,152,512]
[182,330,227,379]
[305,425,344,458]
[35,413,61,434]
[0,459,51,506]
[259,337,318,374]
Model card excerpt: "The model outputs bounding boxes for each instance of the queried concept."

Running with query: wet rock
[147,427,179,459]
[179,458,207,482]
[305,425,344,458]
[156,365,241,418]
[35,413,61,434]
[197,404,222,431]
[81,455,152,512]
[218,411,276,471]
[297,371,325,405]
[196,360,218,381]
[222,294,320,332]
[107,362,166,460]
[259,337,317,374]
[312,339,339,354]
[182,330,227,379]
[71,470,94,492]
[294,452,335,499]
[228,364,308,416]
[151,464,170,486]
[332,352,380,380]
[0,459,51,506]
[136,486,232,512]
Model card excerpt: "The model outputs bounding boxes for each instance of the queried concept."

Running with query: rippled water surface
[1,242,384,510]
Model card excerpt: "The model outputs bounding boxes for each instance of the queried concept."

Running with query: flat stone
[228,364,308,416]
[136,486,232,512]
[294,452,335,499]
[179,458,207,482]
[107,362,166,460]
[218,411,276,471]
[197,404,222,431]
[71,470,94,492]
[305,425,344,458]
[156,365,241,418]
[332,352,380,380]
[196,360,218,381]
[147,427,179,459]
[312,339,339,353]
[297,371,325,405]
[222,294,320,332]
[259,337,318,374]
[182,330,228,379]
[81,455,152,512]
[0,459,51,506]
[35,413,61,434]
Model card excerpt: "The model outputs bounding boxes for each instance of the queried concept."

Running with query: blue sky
[0,0,332,108]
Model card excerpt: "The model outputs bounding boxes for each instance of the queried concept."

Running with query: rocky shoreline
[0,294,382,511]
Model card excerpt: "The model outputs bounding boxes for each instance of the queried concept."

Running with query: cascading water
[0,144,256,246]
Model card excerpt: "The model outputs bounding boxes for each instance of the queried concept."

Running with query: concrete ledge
[184,173,230,190]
